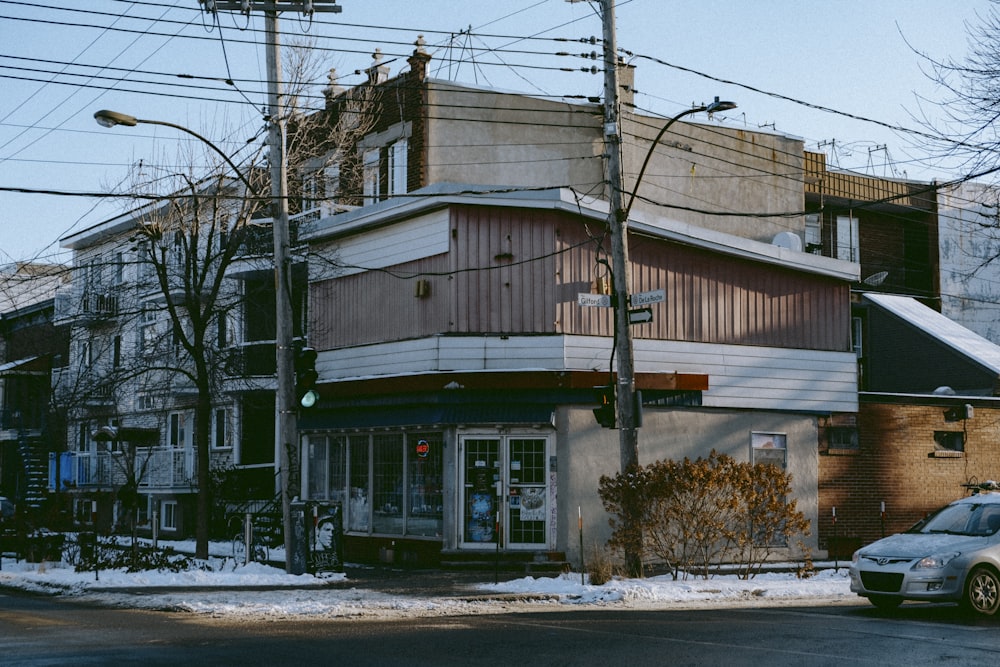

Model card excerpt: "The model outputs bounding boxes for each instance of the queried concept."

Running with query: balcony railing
[54,286,121,323]
[53,448,196,491]
[233,218,302,257]
[139,447,195,489]
[223,341,277,377]
[58,451,117,488]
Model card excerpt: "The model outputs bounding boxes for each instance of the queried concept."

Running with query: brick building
[819,293,1000,556]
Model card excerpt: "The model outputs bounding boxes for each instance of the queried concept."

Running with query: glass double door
[460,435,550,550]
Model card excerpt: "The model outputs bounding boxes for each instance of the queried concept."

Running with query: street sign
[578,293,612,308]
[631,289,665,306]
[628,308,653,325]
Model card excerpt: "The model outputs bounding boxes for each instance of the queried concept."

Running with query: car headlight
[851,549,861,564]
[913,552,960,570]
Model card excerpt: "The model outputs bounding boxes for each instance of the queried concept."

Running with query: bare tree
[129,166,266,559]
[72,37,381,562]
[913,2,1000,177]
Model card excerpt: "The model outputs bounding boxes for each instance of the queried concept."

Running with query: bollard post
[244,512,253,566]
[832,506,838,572]
[880,501,886,539]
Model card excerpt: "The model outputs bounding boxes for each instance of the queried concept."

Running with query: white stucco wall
[557,406,819,567]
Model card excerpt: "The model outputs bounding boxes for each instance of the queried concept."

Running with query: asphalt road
[3,588,1000,666]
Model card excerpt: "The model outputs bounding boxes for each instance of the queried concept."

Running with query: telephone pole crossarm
[200,1,341,14]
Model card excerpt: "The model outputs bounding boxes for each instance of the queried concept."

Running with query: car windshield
[911,501,1000,536]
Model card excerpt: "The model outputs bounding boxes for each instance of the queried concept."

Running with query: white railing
[57,448,196,491]
[137,447,196,489]
[64,451,117,487]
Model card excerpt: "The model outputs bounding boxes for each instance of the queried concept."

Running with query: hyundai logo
[877,557,890,566]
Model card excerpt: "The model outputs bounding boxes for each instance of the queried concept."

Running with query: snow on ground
[0,539,858,619]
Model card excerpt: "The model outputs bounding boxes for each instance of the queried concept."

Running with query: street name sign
[578,293,612,308]
[631,289,665,307]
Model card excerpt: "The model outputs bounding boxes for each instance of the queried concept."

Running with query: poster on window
[518,488,546,522]
[308,502,344,575]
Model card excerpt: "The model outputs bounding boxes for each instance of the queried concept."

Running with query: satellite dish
[772,232,803,252]
[862,271,889,286]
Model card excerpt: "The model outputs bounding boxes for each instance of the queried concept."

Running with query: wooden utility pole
[598,0,642,577]
[199,0,342,573]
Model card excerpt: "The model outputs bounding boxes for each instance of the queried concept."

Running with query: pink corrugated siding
[309,206,850,352]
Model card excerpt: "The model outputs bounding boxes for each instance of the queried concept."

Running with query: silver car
[850,491,1000,615]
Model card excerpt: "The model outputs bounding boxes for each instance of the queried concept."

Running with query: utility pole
[199,0,341,573]
[598,0,642,576]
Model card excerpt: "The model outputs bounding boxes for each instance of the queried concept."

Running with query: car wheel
[868,594,903,610]
[965,567,1000,615]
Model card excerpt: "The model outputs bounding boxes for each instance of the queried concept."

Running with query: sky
[0,0,991,265]
[0,539,854,617]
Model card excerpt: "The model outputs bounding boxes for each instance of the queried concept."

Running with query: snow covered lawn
[0,540,857,619]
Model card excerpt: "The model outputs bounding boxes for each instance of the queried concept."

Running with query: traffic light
[593,385,616,429]
[295,346,319,409]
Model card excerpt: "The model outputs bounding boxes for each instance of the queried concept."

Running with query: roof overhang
[301,184,859,282]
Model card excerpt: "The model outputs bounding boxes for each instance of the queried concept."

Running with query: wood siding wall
[309,205,850,353]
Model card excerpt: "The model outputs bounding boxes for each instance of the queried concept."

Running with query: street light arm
[621,106,704,222]
[93,109,259,197]
[620,98,737,223]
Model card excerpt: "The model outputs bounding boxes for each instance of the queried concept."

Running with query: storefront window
[307,430,443,538]
[372,434,404,534]
[307,435,346,505]
[348,435,369,532]
[407,433,443,537]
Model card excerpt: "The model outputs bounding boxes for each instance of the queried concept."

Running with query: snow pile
[484,569,852,606]
[0,550,856,619]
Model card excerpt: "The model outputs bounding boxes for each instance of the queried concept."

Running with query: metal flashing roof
[865,292,1000,376]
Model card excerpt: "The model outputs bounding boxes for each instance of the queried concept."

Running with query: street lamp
[622,97,737,222]
[94,108,297,569]
[94,110,258,196]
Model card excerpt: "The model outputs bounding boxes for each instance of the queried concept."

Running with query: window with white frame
[160,501,178,530]
[136,496,151,527]
[212,408,230,449]
[135,241,153,285]
[302,164,340,211]
[851,316,864,358]
[77,340,92,368]
[112,334,122,368]
[835,215,859,262]
[362,148,380,205]
[751,432,787,469]
[168,412,192,449]
[86,257,102,294]
[171,230,185,270]
[112,251,124,286]
[135,393,157,411]
[301,169,320,211]
[77,421,94,452]
[73,499,96,525]
[388,139,407,197]
[323,164,340,206]
[140,306,160,355]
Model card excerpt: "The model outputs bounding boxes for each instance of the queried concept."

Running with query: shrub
[64,533,200,573]
[586,545,623,586]
[598,450,811,579]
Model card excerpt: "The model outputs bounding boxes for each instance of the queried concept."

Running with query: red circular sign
[416,439,430,458]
